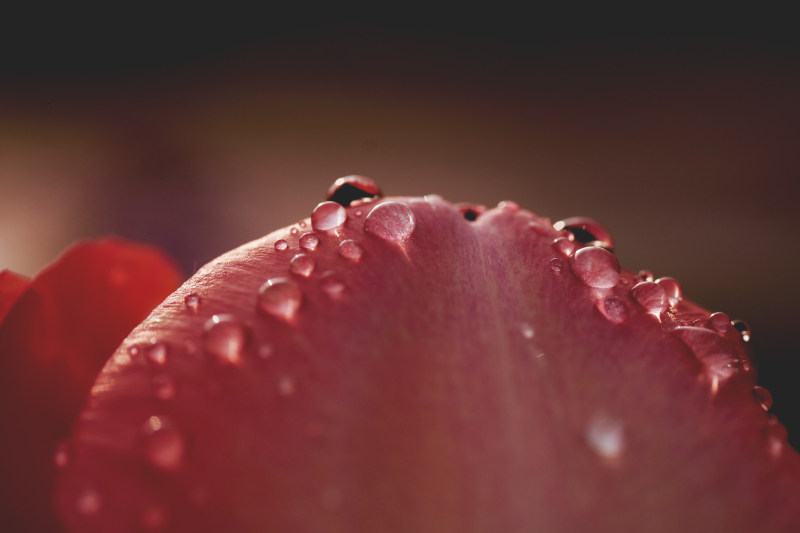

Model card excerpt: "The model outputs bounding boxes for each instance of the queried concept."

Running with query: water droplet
[338,240,364,263]
[153,374,177,401]
[354,209,363,217]
[752,385,773,411]
[140,504,168,531]
[258,343,275,359]
[520,322,535,339]
[656,277,683,307]
[637,269,654,282]
[364,201,416,242]
[54,440,70,468]
[570,247,620,288]
[554,217,615,251]
[549,257,565,273]
[128,345,140,357]
[274,239,289,252]
[321,273,346,299]
[311,201,347,232]
[143,417,185,471]
[708,312,731,334]
[146,341,168,366]
[299,232,320,251]
[76,488,102,516]
[458,203,485,221]
[203,314,248,364]
[732,320,751,342]
[277,376,296,397]
[290,227,299,236]
[299,220,307,228]
[552,237,576,257]
[289,253,316,278]
[630,281,668,316]
[764,415,788,459]
[585,413,625,463]
[184,294,201,314]
[257,278,302,321]
[595,296,629,324]
[498,200,520,212]
[326,175,383,206]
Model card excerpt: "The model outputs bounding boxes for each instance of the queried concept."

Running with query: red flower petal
[57,199,800,532]
[0,237,181,532]
[0,269,30,323]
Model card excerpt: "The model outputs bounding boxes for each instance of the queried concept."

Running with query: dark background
[1,14,799,446]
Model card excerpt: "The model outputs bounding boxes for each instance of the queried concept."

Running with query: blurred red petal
[0,237,181,532]
[0,269,30,323]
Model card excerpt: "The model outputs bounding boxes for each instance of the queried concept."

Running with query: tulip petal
[0,238,181,532]
[57,200,800,532]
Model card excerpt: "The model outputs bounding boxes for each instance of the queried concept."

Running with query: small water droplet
[338,240,364,263]
[257,278,302,321]
[185,340,198,355]
[54,440,70,468]
[146,341,168,366]
[277,376,296,397]
[709,312,731,334]
[321,273,346,299]
[128,345,140,357]
[326,175,383,206]
[752,385,773,411]
[656,277,683,307]
[354,209,363,217]
[299,220,307,228]
[764,415,788,459]
[289,253,316,277]
[732,320,751,342]
[140,504,168,531]
[76,488,102,516]
[498,200,520,212]
[552,237,576,257]
[143,417,185,471]
[459,203,485,221]
[570,247,620,288]
[274,239,289,252]
[258,343,275,359]
[290,227,299,236]
[637,269,654,282]
[364,202,416,242]
[184,294,201,314]
[554,217,615,251]
[520,322,535,340]
[630,281,668,316]
[203,314,248,364]
[549,257,565,273]
[595,297,629,324]
[153,374,177,401]
[585,413,625,463]
[311,201,347,232]
[299,232,320,251]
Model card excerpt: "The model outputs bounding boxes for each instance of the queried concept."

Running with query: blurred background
[1,13,799,444]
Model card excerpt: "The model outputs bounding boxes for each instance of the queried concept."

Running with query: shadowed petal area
[57,199,800,532]
[0,238,182,532]
[0,269,30,322]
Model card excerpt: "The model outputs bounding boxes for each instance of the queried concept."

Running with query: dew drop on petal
[585,413,625,463]
[752,385,773,411]
[128,345,140,357]
[277,376,296,397]
[54,440,70,468]
[554,216,615,251]
[258,343,275,359]
[290,228,299,236]
[326,175,383,206]
[146,341,168,366]
[203,314,248,364]
[274,239,289,252]
[637,269,654,282]
[656,277,683,307]
[143,417,185,471]
[364,201,416,242]
[140,505,168,531]
[257,278,302,321]
[184,293,201,314]
[570,247,620,288]
[76,488,102,516]
[630,281,668,316]
[153,374,177,401]
[498,200,520,212]
[732,320,751,342]
[549,257,565,273]
[311,202,347,232]
[289,253,316,278]
[552,237,576,257]
[520,322,535,340]
[338,240,364,263]
[764,415,788,460]
[320,273,346,300]
[709,312,731,334]
[299,232,320,251]
[595,296,629,324]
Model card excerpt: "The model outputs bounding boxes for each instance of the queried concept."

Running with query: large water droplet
[732,320,751,342]
[752,385,773,411]
[554,217,615,251]
[143,416,185,471]
[289,253,316,278]
[656,277,683,307]
[630,281,668,316]
[364,201,416,242]
[299,232,320,252]
[570,247,620,288]
[552,237,576,257]
[184,293,201,314]
[326,175,383,206]
[709,312,731,334]
[153,374,177,401]
[595,296,629,324]
[274,239,289,252]
[76,488,102,516]
[311,202,347,232]
[585,413,625,463]
[257,278,302,321]
[204,314,248,364]
[146,341,168,366]
[338,240,364,263]
[320,273,345,299]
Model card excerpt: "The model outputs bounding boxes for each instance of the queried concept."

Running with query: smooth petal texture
[0,238,182,533]
[57,199,800,532]
[0,269,31,322]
